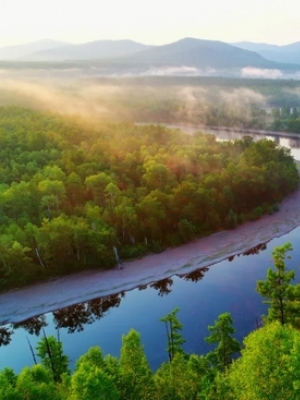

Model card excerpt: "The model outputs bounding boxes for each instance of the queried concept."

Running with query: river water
[1,128,300,373]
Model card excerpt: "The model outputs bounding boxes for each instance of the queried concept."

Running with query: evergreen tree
[256,242,296,325]
[36,333,69,382]
[205,312,240,371]
[119,329,154,400]
[160,307,186,362]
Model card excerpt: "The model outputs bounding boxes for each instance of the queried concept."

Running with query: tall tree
[119,329,154,400]
[256,242,296,325]
[160,307,186,362]
[205,312,240,371]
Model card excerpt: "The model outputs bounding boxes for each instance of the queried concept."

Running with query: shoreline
[1,185,300,325]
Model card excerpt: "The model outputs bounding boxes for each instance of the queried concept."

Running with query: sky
[0,0,299,48]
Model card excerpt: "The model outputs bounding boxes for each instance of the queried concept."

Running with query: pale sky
[0,0,299,47]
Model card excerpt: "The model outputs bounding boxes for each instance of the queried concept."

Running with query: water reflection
[0,266,213,344]
[13,315,47,336]
[227,242,268,263]
[150,278,174,296]
[178,266,210,282]
[0,327,13,346]
[0,292,125,344]
[0,242,270,346]
[53,293,124,333]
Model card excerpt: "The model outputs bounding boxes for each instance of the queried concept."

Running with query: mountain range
[0,38,299,76]
[233,41,300,65]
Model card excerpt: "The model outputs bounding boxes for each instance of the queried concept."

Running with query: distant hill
[26,40,151,61]
[233,41,300,64]
[119,38,293,70]
[0,37,299,77]
[0,39,71,60]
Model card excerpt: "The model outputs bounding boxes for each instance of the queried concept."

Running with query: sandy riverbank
[1,185,300,326]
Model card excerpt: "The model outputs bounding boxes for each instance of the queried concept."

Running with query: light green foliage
[67,347,120,400]
[160,307,186,362]
[154,353,211,400]
[0,368,21,400]
[120,329,154,400]
[16,364,59,400]
[228,322,300,400]
[36,334,69,382]
[70,359,119,400]
[205,312,240,371]
[256,242,297,325]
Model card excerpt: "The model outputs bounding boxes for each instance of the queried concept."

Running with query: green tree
[70,347,119,400]
[228,322,300,400]
[160,307,186,362]
[16,364,59,400]
[205,312,240,371]
[256,242,295,325]
[36,334,69,382]
[119,329,154,400]
[0,368,21,400]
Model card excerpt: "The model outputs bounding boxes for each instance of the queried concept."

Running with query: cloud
[141,66,211,76]
[241,67,283,79]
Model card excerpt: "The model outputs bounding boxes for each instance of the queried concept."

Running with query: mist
[0,71,288,128]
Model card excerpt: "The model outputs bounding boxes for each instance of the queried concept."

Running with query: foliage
[36,334,69,382]
[160,307,186,362]
[205,312,241,371]
[0,106,298,290]
[119,329,154,399]
[256,242,298,325]
[228,322,300,400]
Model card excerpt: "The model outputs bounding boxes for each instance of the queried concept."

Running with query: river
[1,127,300,373]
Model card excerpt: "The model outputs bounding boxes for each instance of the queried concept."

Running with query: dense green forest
[1,243,300,399]
[0,106,298,290]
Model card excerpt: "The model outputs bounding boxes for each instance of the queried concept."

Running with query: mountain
[119,38,292,70]
[0,39,71,60]
[233,41,300,64]
[26,40,151,61]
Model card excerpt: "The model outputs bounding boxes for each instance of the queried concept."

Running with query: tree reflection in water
[0,243,268,345]
[0,327,13,346]
[150,278,173,296]
[53,292,124,333]
[179,266,210,282]
[13,315,47,336]
[227,242,267,262]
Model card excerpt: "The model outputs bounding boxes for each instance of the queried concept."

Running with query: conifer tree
[256,242,295,325]
[160,307,186,362]
[205,312,240,371]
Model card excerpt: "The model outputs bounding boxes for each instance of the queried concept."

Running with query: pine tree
[256,242,295,325]
[160,307,186,362]
[205,312,240,371]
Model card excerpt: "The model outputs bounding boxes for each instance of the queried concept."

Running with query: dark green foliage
[256,242,298,325]
[36,334,69,382]
[205,312,241,371]
[160,307,186,362]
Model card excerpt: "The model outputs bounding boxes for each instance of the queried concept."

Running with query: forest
[0,106,298,290]
[0,243,299,399]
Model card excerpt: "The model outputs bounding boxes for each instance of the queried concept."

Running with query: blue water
[1,227,300,372]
